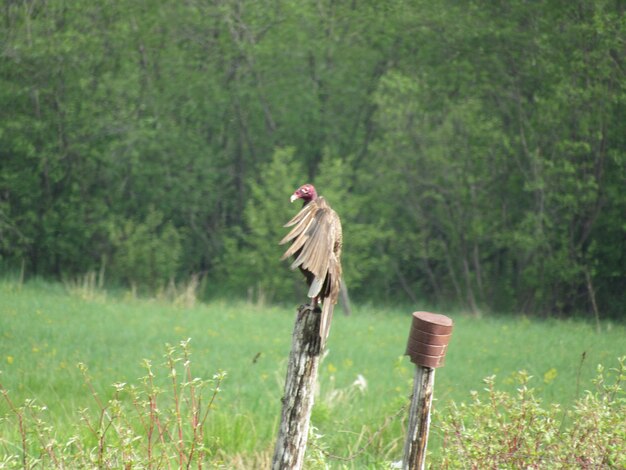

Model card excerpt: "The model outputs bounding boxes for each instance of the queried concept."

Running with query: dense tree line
[1,0,624,317]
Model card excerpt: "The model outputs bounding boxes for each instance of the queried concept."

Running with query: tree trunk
[272,304,322,470]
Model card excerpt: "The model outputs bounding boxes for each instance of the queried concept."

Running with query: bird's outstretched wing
[280,197,342,345]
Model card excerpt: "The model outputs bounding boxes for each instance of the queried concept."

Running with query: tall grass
[1,339,227,468]
[1,278,624,467]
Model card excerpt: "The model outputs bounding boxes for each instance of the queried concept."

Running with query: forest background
[1,0,624,319]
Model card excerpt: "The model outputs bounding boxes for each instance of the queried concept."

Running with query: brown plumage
[280,184,342,347]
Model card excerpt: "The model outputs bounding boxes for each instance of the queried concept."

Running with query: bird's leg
[301,297,321,313]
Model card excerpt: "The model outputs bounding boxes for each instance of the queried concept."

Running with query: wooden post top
[405,311,453,368]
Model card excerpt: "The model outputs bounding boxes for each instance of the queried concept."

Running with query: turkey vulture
[280,184,342,347]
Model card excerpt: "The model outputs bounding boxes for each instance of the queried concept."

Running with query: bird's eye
[302,188,309,193]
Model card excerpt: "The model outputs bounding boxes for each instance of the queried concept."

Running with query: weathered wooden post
[272,304,322,470]
[403,312,453,470]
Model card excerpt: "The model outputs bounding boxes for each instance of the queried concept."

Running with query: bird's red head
[290,184,318,203]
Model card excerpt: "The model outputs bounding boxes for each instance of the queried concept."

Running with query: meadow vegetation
[1,279,624,468]
[2,1,624,466]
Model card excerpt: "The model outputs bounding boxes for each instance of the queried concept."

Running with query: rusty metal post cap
[411,311,453,335]
[405,311,453,368]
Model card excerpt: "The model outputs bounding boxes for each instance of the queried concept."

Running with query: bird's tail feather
[320,299,334,347]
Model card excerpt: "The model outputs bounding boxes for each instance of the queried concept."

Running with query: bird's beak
[290,194,298,203]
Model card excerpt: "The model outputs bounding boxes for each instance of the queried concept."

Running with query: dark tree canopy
[1,0,624,318]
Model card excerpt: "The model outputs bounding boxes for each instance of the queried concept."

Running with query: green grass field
[1,278,624,467]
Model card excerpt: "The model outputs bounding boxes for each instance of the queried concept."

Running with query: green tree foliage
[108,208,182,290]
[0,0,624,317]
[219,147,304,303]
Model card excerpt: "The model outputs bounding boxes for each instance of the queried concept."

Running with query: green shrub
[435,357,626,469]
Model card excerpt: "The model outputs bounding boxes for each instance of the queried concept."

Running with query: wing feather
[279,209,316,245]
[292,208,331,281]
[279,231,309,261]
[283,201,315,228]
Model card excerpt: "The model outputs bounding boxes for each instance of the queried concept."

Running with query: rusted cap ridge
[405,311,453,368]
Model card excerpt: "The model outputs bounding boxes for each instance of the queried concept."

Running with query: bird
[279,184,343,347]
